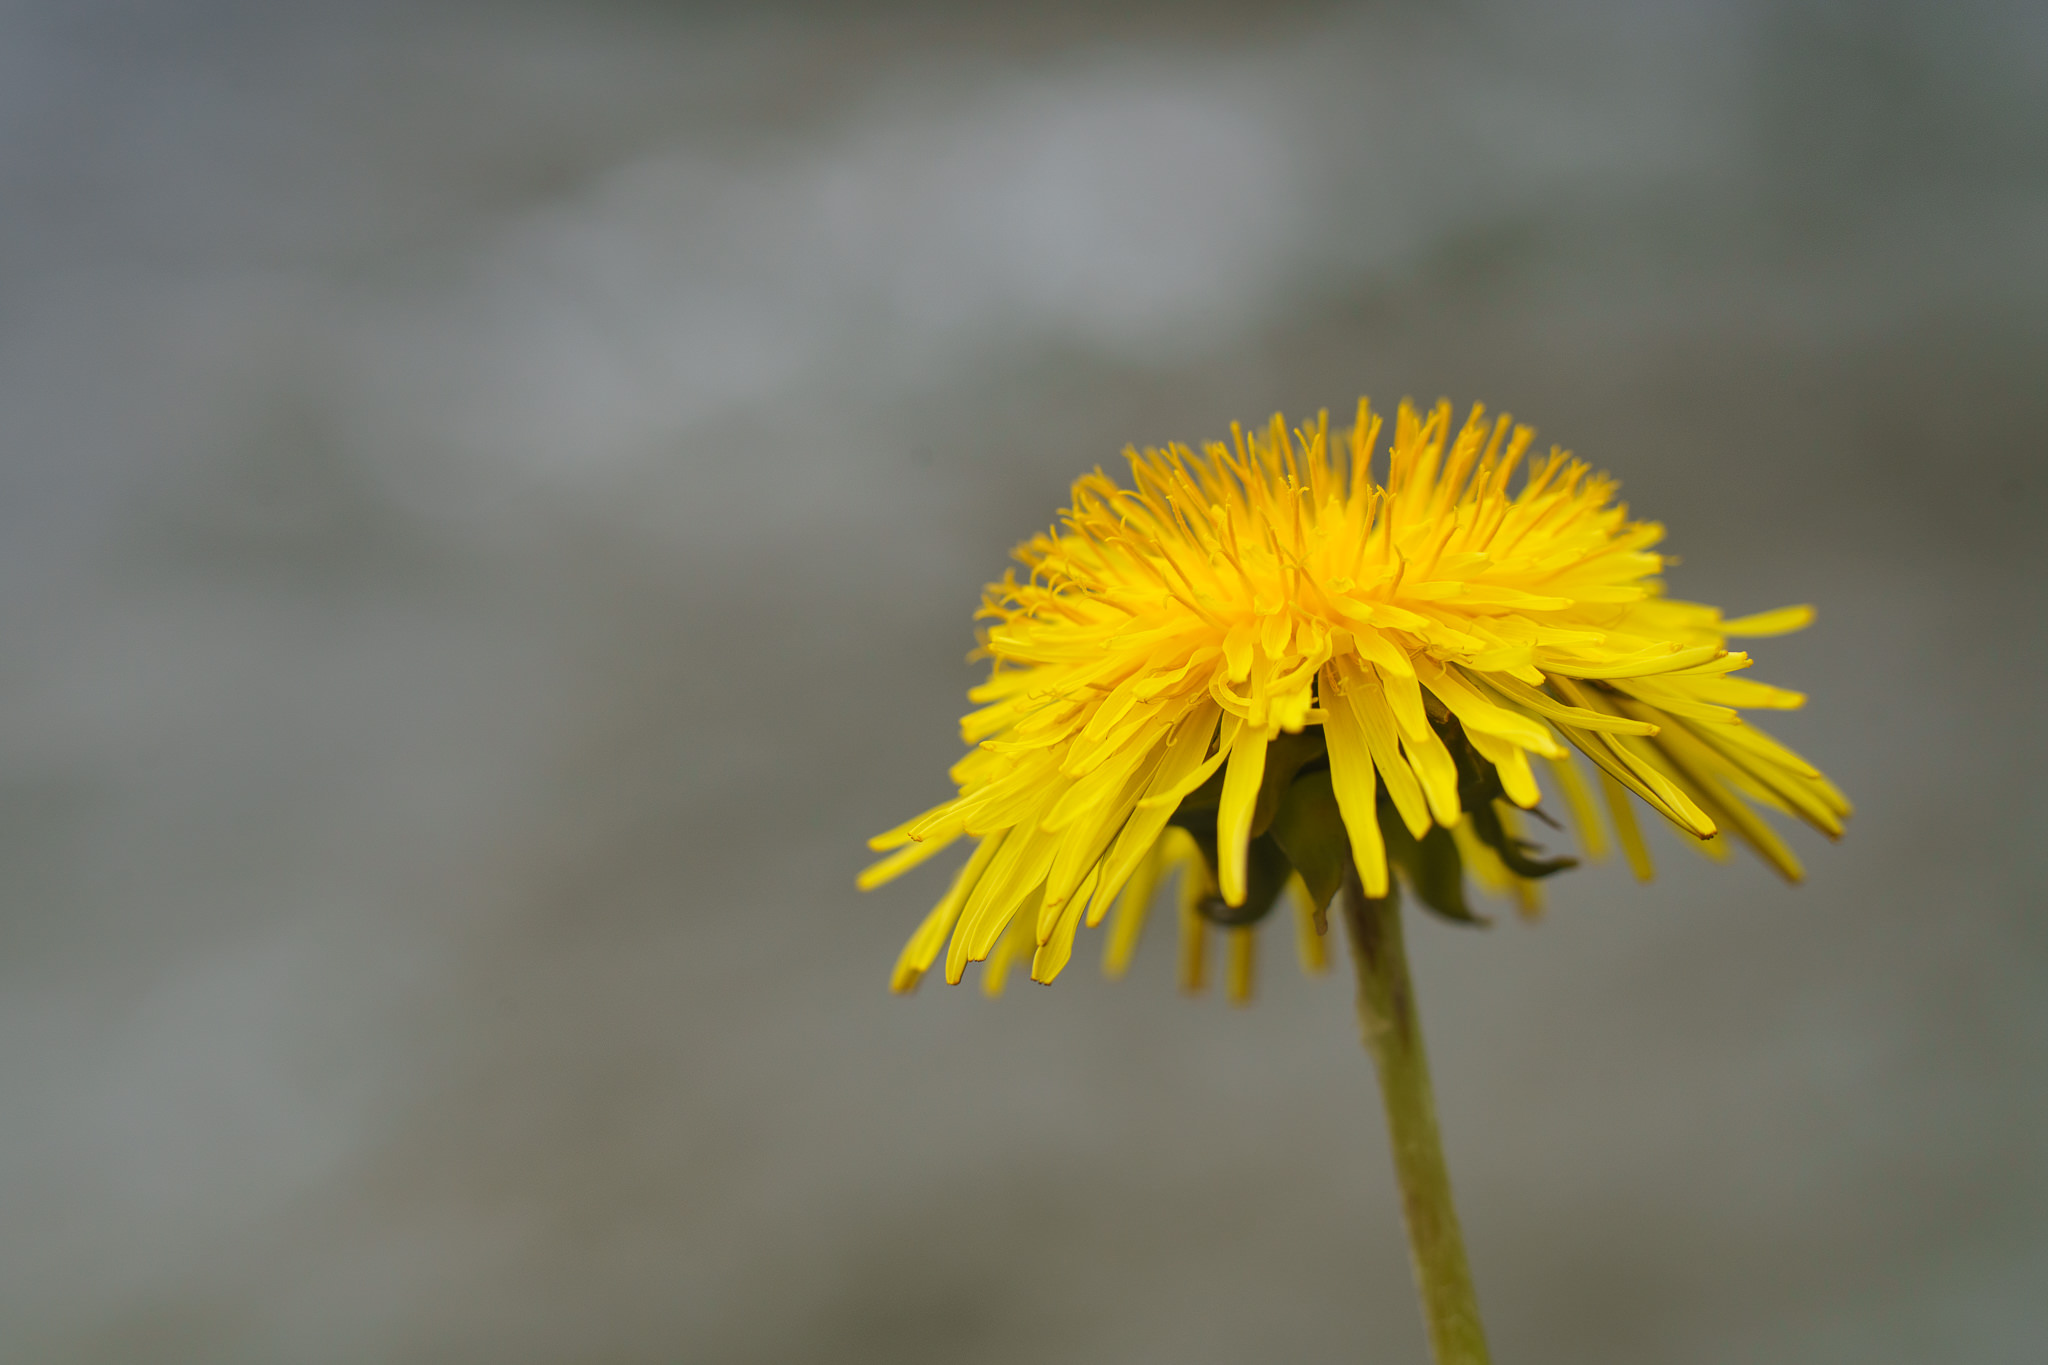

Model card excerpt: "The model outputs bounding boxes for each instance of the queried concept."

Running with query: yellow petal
[1719,604,1815,637]
[857,822,964,890]
[1544,752,1610,862]
[1216,724,1272,906]
[1416,656,1561,755]
[891,831,1006,993]
[1347,666,1431,838]
[1319,662,1390,897]
[1226,927,1256,1005]
[1599,770,1656,882]
[1176,895,1209,994]
[1102,832,1170,976]
[1468,728,1542,808]
[1031,864,1098,983]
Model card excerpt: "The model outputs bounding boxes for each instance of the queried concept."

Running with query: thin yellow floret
[869,399,1850,994]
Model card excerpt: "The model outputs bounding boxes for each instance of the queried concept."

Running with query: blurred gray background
[1,1,2043,1361]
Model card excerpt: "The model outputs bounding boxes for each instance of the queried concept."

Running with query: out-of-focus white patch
[394,65,1304,481]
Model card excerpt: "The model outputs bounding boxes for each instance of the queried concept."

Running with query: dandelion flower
[864,398,1848,997]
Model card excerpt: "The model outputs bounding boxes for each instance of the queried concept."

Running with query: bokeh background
[2,1,2044,1360]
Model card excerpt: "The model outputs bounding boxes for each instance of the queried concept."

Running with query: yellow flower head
[864,399,1849,1000]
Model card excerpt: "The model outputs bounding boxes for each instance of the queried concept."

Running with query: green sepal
[1383,810,1489,927]
[1268,768,1346,927]
[1468,797,1578,879]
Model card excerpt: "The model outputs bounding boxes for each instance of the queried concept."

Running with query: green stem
[1342,875,1492,1365]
